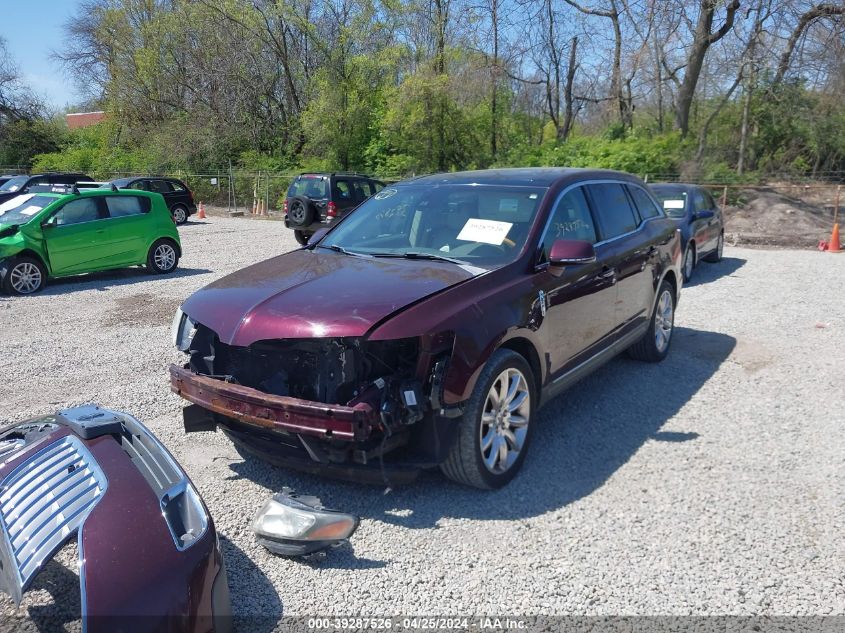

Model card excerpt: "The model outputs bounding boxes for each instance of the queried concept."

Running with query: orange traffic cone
[197,202,206,220]
[828,223,841,253]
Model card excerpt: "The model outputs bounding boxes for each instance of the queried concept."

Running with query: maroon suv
[170,169,682,489]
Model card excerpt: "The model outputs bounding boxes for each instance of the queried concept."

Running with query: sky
[0,0,81,111]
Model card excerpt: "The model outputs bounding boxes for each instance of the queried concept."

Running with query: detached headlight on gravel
[171,307,197,351]
[253,490,359,556]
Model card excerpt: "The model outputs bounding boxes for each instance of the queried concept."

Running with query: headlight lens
[253,491,359,556]
[170,307,197,351]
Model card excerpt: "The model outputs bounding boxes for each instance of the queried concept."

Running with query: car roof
[651,182,699,191]
[398,167,639,187]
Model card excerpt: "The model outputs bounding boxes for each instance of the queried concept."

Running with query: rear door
[587,182,656,337]
[43,197,110,274]
[534,185,619,375]
[100,195,153,265]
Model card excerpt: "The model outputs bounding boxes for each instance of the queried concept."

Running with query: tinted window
[352,180,372,200]
[371,180,385,193]
[588,183,638,239]
[627,185,662,219]
[334,179,353,201]
[105,196,149,217]
[129,180,147,191]
[54,198,101,225]
[705,191,717,209]
[147,180,172,194]
[287,175,328,199]
[169,180,186,192]
[540,187,596,262]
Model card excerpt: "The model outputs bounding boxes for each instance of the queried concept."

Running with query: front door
[534,185,619,377]
[43,197,110,274]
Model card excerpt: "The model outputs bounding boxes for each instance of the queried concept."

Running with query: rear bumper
[169,364,377,441]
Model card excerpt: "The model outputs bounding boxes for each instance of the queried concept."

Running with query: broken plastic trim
[253,489,359,557]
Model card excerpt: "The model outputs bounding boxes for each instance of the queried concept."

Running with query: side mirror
[307,228,329,246]
[548,239,596,276]
[41,216,57,229]
[695,209,715,220]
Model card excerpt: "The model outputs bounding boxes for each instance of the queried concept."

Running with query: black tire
[704,232,724,263]
[627,279,675,363]
[146,238,180,274]
[293,230,309,246]
[1,256,47,295]
[682,242,695,283]
[171,205,188,225]
[287,196,315,227]
[441,349,536,489]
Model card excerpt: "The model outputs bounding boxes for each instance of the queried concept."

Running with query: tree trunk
[561,36,578,141]
[674,0,740,137]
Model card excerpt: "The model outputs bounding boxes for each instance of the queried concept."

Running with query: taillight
[283,199,288,213]
[327,201,337,218]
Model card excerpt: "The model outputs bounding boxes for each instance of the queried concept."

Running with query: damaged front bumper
[0,405,230,632]
[169,364,378,441]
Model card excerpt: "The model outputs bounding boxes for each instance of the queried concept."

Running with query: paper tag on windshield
[457,218,513,245]
[20,205,42,216]
[663,199,685,209]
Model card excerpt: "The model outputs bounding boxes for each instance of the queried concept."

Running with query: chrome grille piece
[0,436,106,602]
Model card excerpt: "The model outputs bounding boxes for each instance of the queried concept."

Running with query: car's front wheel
[627,279,675,362]
[147,239,180,274]
[171,205,188,225]
[2,256,47,295]
[441,349,535,489]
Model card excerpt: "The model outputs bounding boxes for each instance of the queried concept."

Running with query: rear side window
[352,180,372,200]
[334,179,353,201]
[287,176,328,199]
[540,187,597,262]
[147,180,173,194]
[627,185,662,219]
[54,198,101,225]
[129,181,147,191]
[587,183,638,240]
[105,196,150,217]
[169,180,186,192]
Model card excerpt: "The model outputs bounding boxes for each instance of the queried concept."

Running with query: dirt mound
[724,186,838,249]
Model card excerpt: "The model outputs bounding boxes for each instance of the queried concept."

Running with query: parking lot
[1,216,843,625]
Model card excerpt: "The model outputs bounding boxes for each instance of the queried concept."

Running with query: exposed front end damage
[0,405,230,632]
[170,321,460,483]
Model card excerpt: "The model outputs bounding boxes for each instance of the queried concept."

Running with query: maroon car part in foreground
[170,168,683,489]
[0,405,231,632]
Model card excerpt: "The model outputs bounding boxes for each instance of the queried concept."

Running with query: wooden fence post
[721,186,728,208]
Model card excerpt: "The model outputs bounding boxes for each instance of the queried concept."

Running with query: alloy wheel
[654,289,674,353]
[10,262,42,294]
[154,244,177,271]
[479,368,530,474]
[173,207,187,224]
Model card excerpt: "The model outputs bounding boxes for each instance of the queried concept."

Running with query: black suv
[283,172,385,244]
[0,173,93,205]
[109,177,197,224]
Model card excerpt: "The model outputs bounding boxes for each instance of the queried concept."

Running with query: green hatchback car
[0,187,181,295]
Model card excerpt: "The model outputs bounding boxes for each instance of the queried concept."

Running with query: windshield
[0,194,54,225]
[320,184,547,267]
[651,187,688,218]
[288,175,328,199]
[0,176,28,193]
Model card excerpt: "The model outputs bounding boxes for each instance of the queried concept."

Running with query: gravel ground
[1,216,843,627]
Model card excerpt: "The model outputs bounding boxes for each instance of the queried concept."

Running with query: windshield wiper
[319,244,370,258]
[373,251,468,265]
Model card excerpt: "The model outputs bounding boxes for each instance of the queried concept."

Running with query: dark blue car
[650,183,724,282]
